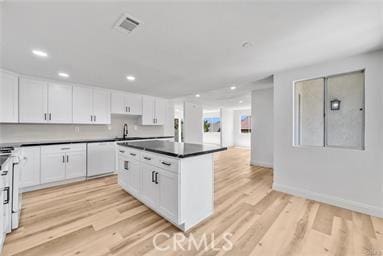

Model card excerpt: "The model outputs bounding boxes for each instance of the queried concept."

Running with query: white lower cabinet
[21,147,41,188]
[41,144,86,184]
[118,148,179,225]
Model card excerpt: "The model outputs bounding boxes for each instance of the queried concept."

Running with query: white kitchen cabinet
[21,147,41,188]
[41,151,66,183]
[126,160,140,196]
[142,96,166,125]
[19,78,73,123]
[65,150,86,179]
[47,83,72,123]
[41,144,86,184]
[73,87,110,124]
[157,169,178,221]
[111,91,142,115]
[19,78,47,123]
[93,89,110,124]
[140,163,159,208]
[154,98,166,125]
[0,71,18,123]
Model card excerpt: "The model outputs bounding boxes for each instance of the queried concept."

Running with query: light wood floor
[3,148,383,255]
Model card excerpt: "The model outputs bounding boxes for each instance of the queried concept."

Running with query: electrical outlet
[75,127,80,133]
[134,125,138,131]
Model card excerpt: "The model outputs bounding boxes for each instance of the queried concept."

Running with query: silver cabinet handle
[62,155,65,163]
[44,113,47,120]
[66,155,69,162]
[91,115,93,122]
[125,106,128,112]
[49,113,52,120]
[154,172,159,184]
[128,106,131,112]
[94,115,96,122]
[119,150,125,153]
[143,156,151,161]
[130,153,136,156]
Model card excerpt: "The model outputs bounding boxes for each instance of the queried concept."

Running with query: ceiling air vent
[114,14,140,33]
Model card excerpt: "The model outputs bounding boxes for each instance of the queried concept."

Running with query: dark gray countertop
[117,140,227,158]
[0,136,174,148]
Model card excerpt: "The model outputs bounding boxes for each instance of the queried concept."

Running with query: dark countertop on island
[0,136,174,148]
[117,140,227,158]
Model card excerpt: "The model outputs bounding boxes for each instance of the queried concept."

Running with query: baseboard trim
[250,161,273,168]
[273,183,383,218]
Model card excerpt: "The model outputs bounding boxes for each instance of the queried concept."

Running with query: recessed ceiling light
[58,72,69,78]
[230,86,237,90]
[126,75,136,81]
[195,94,201,98]
[32,49,48,58]
[239,100,243,103]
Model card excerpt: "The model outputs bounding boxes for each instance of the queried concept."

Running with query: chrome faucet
[123,123,128,140]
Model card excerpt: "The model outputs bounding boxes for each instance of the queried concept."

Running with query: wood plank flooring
[3,148,383,255]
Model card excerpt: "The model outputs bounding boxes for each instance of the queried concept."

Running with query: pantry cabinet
[0,71,18,123]
[19,78,72,123]
[111,91,142,115]
[73,87,110,124]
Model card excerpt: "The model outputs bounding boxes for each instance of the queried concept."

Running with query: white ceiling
[1,2,382,101]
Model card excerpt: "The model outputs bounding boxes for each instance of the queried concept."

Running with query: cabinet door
[140,164,159,208]
[157,169,178,222]
[21,147,41,188]
[117,155,129,191]
[154,98,166,125]
[41,152,66,183]
[87,142,115,176]
[126,160,140,196]
[142,96,155,125]
[65,151,86,179]
[111,92,126,114]
[0,71,18,123]
[93,89,111,124]
[19,78,48,123]
[73,87,93,124]
[126,93,142,115]
[48,83,73,123]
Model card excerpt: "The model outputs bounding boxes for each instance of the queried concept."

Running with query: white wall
[251,87,273,167]
[273,50,383,217]
[0,115,165,143]
[220,108,234,147]
[233,109,251,148]
[203,111,221,146]
[183,102,203,144]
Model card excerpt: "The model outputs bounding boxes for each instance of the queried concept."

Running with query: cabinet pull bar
[161,161,171,166]
[143,156,151,161]
[130,153,136,156]
[151,171,155,182]
[62,155,65,163]
[66,155,69,162]
[155,172,159,184]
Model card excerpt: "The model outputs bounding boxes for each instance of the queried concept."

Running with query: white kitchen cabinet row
[21,144,87,189]
[0,70,167,125]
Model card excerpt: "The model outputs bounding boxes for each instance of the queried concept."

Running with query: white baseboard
[250,161,273,168]
[273,183,383,218]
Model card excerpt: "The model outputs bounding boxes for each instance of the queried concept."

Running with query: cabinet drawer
[117,147,140,161]
[140,151,159,165]
[156,156,178,173]
[41,143,86,153]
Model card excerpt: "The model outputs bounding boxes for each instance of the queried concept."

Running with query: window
[294,70,365,149]
[240,115,252,133]
[204,117,221,132]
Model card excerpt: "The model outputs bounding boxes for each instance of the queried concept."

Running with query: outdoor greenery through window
[240,115,252,133]
[203,117,221,132]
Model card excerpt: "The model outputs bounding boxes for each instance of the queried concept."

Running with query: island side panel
[179,153,214,231]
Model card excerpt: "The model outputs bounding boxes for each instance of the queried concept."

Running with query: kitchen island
[116,140,226,231]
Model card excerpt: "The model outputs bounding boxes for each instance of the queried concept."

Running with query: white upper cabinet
[142,96,166,125]
[73,86,110,124]
[111,91,142,115]
[73,87,93,124]
[19,78,48,123]
[93,89,111,124]
[19,78,73,123]
[0,71,18,123]
[47,83,73,123]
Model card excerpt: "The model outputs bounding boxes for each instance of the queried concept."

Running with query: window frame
[240,115,252,134]
[293,69,365,150]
